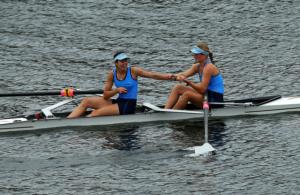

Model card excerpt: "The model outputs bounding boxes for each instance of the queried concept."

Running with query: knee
[80,97,91,108]
[172,84,185,93]
[180,91,193,101]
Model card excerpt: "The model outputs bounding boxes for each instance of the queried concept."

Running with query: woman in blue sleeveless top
[165,41,224,109]
[68,51,175,118]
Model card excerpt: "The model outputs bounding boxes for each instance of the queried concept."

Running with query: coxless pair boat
[0,90,300,133]
[0,89,299,133]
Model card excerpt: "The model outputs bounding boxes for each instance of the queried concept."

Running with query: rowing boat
[1,95,300,133]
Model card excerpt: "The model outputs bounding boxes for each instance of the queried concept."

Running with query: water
[0,0,299,194]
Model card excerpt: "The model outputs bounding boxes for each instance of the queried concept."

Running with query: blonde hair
[197,40,215,63]
[197,41,210,52]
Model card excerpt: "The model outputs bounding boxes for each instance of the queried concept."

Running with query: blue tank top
[113,66,138,99]
[198,61,224,94]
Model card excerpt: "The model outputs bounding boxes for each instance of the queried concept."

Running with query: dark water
[0,0,299,194]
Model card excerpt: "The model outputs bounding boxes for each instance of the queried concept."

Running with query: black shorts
[112,98,137,115]
[207,90,224,108]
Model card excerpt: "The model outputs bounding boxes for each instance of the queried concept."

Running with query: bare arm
[183,64,213,94]
[175,64,198,81]
[103,71,127,99]
[133,67,175,80]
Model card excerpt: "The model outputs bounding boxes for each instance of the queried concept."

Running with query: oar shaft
[203,94,209,143]
[204,108,209,143]
[0,89,103,97]
[209,102,253,106]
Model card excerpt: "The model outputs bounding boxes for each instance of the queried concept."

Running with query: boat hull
[0,111,203,133]
[1,96,300,133]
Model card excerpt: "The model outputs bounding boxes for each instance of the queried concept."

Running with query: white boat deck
[263,97,300,106]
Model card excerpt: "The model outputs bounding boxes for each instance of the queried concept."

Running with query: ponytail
[209,52,215,64]
[196,41,214,64]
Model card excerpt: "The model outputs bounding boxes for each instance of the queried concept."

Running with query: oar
[209,102,253,106]
[0,88,103,97]
[187,94,216,157]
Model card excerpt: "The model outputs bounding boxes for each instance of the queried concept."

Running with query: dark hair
[208,52,215,64]
[113,50,125,60]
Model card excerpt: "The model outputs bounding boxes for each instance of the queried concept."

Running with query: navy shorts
[112,98,137,115]
[207,90,224,108]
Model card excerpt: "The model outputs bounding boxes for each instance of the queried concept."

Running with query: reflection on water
[168,120,227,148]
[74,120,227,152]
[87,125,141,151]
[209,121,227,147]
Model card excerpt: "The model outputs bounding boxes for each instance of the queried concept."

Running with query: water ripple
[0,0,300,194]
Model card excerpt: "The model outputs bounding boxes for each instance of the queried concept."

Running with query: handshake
[168,74,192,86]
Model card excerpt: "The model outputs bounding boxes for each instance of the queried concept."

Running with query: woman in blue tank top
[165,41,224,109]
[68,51,176,118]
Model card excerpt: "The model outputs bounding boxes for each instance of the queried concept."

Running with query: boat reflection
[96,125,141,151]
[76,119,226,152]
[168,120,227,148]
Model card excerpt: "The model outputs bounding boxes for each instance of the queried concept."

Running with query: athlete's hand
[117,87,127,94]
[168,74,177,81]
[176,75,186,81]
[183,78,192,86]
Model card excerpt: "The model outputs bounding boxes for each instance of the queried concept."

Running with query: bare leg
[165,84,191,109]
[67,96,112,118]
[173,90,203,109]
[87,103,120,117]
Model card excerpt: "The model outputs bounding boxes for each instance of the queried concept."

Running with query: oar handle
[0,89,104,97]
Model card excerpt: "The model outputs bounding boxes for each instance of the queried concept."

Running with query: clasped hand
[117,87,127,94]
[173,74,192,86]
